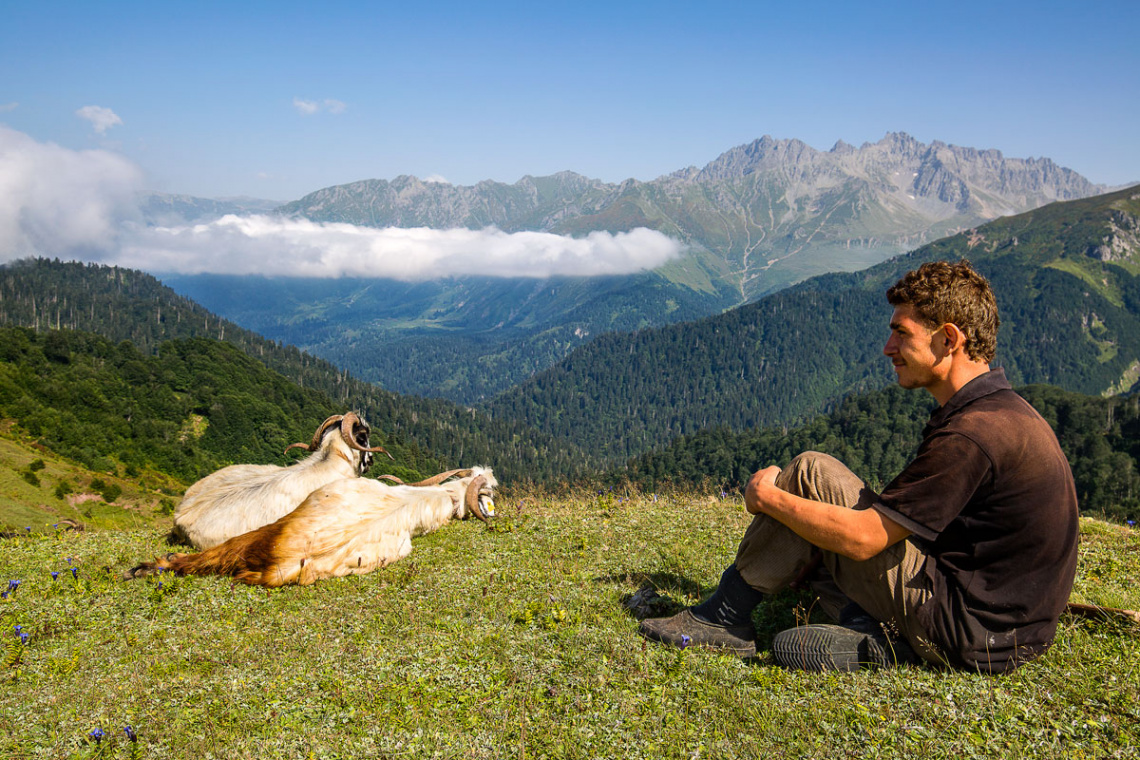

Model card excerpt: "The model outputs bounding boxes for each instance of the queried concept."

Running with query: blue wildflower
[157,582,163,590]
[18,632,27,645]
[13,625,21,633]
[7,580,18,591]
[0,592,6,599]
[89,728,104,743]
[71,568,78,579]
[680,634,691,648]
[1129,520,1136,527]
[23,527,30,532]
[50,571,59,581]
[123,726,137,742]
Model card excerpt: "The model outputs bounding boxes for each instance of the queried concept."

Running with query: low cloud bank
[118,216,681,278]
[0,127,681,279]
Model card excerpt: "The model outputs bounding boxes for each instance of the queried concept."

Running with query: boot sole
[773,624,908,671]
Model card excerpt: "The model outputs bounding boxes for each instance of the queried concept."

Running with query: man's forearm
[745,472,908,561]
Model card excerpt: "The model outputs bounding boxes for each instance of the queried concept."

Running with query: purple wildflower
[123,726,137,742]
[50,570,59,581]
[18,632,27,645]
[680,634,691,648]
[89,728,104,744]
[71,567,78,579]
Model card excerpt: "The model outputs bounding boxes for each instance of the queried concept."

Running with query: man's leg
[640,451,871,656]
[748,453,942,669]
[734,451,881,617]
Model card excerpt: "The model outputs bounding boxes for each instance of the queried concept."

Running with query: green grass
[1044,258,1125,308]
[0,491,1137,759]
[0,434,176,534]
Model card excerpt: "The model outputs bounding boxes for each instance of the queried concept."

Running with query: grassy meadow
[0,485,1137,760]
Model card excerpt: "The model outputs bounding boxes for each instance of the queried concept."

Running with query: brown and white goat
[170,412,391,550]
[128,467,496,587]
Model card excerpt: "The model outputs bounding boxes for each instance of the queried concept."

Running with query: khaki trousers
[734,451,945,665]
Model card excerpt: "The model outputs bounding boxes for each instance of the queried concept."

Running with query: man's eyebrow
[889,320,904,331]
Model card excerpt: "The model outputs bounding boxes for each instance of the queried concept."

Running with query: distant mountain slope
[612,383,1140,521]
[179,132,1105,404]
[0,259,584,483]
[485,186,1140,464]
[140,193,284,224]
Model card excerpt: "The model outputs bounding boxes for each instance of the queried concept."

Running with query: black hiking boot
[772,621,920,672]
[639,609,758,657]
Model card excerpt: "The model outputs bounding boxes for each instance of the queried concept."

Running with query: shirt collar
[925,367,1012,432]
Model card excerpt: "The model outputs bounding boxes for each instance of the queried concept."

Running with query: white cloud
[116,216,682,279]
[293,98,346,116]
[293,98,320,115]
[0,102,18,113]
[0,127,682,280]
[0,126,144,261]
[75,105,123,134]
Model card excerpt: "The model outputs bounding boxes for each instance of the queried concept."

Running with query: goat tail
[124,522,292,586]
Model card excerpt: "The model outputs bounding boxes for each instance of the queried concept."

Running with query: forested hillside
[0,326,443,484]
[487,186,1140,463]
[0,260,584,483]
[613,383,1140,522]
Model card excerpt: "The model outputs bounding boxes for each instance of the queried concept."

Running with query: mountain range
[165,132,1108,403]
[2,184,1139,486]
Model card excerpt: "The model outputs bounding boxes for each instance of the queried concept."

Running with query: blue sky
[3,0,1138,202]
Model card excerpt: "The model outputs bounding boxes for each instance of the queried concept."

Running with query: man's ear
[942,323,967,353]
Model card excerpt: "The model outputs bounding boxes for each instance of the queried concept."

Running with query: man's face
[883,304,945,391]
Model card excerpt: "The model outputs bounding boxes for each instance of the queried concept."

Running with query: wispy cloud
[423,174,451,185]
[0,102,18,113]
[0,128,682,280]
[118,216,681,278]
[75,105,123,134]
[293,98,347,116]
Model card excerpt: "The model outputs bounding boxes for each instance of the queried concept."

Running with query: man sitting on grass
[640,259,1080,674]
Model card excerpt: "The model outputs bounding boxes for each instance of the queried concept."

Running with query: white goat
[128,467,496,587]
[170,412,391,550]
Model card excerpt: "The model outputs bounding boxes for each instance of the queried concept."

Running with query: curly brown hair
[886,259,999,363]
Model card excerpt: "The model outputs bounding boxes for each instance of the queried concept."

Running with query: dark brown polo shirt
[873,368,1079,673]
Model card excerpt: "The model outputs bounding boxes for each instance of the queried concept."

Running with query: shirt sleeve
[872,430,993,542]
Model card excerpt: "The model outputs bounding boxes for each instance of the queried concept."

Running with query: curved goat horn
[408,468,473,487]
[340,412,395,460]
[464,474,489,522]
[284,414,344,455]
[377,474,405,485]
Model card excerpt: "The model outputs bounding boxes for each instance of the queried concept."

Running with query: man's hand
[744,466,782,515]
